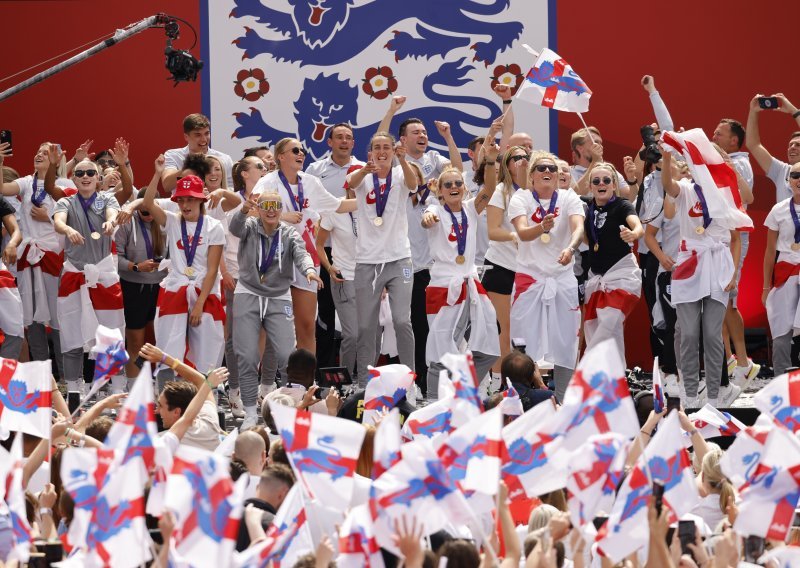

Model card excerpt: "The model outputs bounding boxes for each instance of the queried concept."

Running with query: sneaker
[415,384,424,401]
[726,356,737,377]
[228,388,245,419]
[258,383,274,407]
[663,373,681,397]
[240,414,258,430]
[732,361,760,392]
[684,395,702,409]
[488,373,502,396]
[716,383,742,407]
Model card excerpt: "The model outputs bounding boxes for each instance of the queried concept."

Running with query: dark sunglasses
[74,169,98,178]
[534,164,559,173]
[591,176,613,186]
[790,172,800,180]
[250,162,266,170]
[97,159,116,167]
[288,147,306,156]
[509,154,530,163]
[442,180,464,189]
[140,210,151,216]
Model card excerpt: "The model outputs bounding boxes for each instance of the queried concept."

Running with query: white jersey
[484,183,520,271]
[163,145,234,188]
[15,174,63,252]
[319,210,358,281]
[464,171,489,265]
[768,157,793,204]
[163,212,225,293]
[674,178,731,244]
[352,166,411,264]
[425,200,479,285]
[765,197,800,259]
[508,189,584,278]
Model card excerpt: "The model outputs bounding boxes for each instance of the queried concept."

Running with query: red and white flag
[720,416,773,491]
[337,504,385,568]
[735,426,800,540]
[652,357,665,414]
[685,404,745,442]
[440,352,484,420]
[270,401,365,511]
[0,358,52,438]
[0,433,33,563]
[662,129,753,231]
[501,378,524,418]
[104,364,158,473]
[438,406,503,496]
[373,408,402,480]
[516,47,592,113]
[754,369,800,433]
[595,464,650,563]
[166,445,246,568]
[401,396,454,445]
[363,364,415,425]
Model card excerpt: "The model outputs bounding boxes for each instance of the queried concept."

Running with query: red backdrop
[1,0,794,366]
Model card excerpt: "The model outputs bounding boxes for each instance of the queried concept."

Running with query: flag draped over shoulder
[516,48,592,112]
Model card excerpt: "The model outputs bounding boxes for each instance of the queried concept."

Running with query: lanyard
[790,201,800,244]
[588,196,616,248]
[31,173,46,206]
[693,184,712,229]
[444,204,468,259]
[259,231,281,278]
[278,171,305,212]
[137,215,153,259]
[180,215,204,268]
[373,169,393,220]
[76,193,99,233]
[531,190,558,219]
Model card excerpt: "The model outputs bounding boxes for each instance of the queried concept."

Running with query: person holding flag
[229,191,322,429]
[508,152,585,402]
[582,161,643,367]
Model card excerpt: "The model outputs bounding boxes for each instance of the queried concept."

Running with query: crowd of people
[1,73,800,567]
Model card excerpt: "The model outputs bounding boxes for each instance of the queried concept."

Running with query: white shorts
[291,264,320,293]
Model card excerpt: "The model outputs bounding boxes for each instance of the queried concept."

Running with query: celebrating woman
[762,162,800,376]
[508,153,586,402]
[0,195,22,358]
[484,146,529,390]
[143,156,226,388]
[582,162,644,366]
[53,158,125,394]
[421,141,500,400]
[252,138,356,354]
[230,192,322,428]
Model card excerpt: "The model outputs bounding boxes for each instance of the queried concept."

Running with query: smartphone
[67,391,81,415]
[758,96,780,110]
[314,386,328,399]
[134,356,146,370]
[316,367,353,388]
[678,520,696,556]
[744,535,765,562]
[652,483,664,515]
[666,395,681,414]
[0,129,11,151]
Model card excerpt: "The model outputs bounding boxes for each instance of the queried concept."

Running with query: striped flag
[652,357,665,414]
[516,48,592,112]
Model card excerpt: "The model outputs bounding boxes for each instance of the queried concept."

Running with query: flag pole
[575,112,596,144]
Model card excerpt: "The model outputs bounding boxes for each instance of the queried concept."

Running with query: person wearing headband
[229,191,322,429]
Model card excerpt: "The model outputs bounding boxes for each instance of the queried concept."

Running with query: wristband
[203,374,215,391]
[793,110,800,119]
[161,353,167,364]
[78,432,86,448]
[39,507,53,517]
[502,100,512,105]
[688,429,699,437]
[640,429,652,437]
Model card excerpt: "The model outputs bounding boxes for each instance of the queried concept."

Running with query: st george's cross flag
[516,48,592,113]
[1,433,33,563]
[104,364,158,473]
[754,369,800,433]
[0,358,52,438]
[501,378,524,418]
[337,504,385,568]
[373,408,402,480]
[363,364,415,425]
[720,415,773,491]
[686,404,745,441]
[401,396,454,445]
[438,406,503,496]
[270,401,366,511]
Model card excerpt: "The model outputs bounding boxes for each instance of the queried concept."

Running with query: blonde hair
[205,155,228,189]
[589,161,621,198]
[528,504,560,532]
[570,127,601,153]
[527,151,559,179]
[274,137,300,157]
[499,145,528,207]
[701,448,736,514]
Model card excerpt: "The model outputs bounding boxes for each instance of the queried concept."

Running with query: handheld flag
[686,404,745,441]
[754,369,800,432]
[500,378,524,418]
[438,406,503,496]
[652,357,665,414]
[1,434,33,563]
[0,358,52,438]
[104,364,158,473]
[373,408,402,480]
[363,364,415,425]
[516,47,592,113]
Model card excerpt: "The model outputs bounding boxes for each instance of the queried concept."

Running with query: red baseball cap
[171,175,207,202]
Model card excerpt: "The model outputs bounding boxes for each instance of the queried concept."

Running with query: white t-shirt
[163,211,226,292]
[404,151,449,272]
[163,145,234,188]
[425,200,478,284]
[305,156,364,199]
[159,400,225,452]
[508,189,585,277]
[319,210,358,280]
[352,166,411,264]
[15,174,63,252]
[674,179,731,244]
[636,170,665,251]
[648,210,681,274]
[484,182,520,271]
[464,171,489,265]
[765,197,800,259]
[768,157,792,203]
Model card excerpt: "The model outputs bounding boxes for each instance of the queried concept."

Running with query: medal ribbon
[31,173,46,206]
[349,213,358,237]
[259,231,281,279]
[532,190,558,224]
[588,196,617,249]
[278,171,305,212]
[444,204,468,258]
[180,215,204,268]
[137,215,153,259]
[417,183,430,205]
[373,169,393,219]
[693,183,712,230]
[76,192,98,233]
[790,201,800,245]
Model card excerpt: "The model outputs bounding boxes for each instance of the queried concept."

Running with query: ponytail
[232,161,245,193]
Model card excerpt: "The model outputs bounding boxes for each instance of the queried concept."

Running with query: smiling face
[205,159,224,190]
[556,160,571,189]
[255,149,277,171]
[400,122,428,157]
[788,135,800,166]
[185,127,211,154]
[157,392,180,428]
[590,165,617,205]
[257,192,283,226]
[277,139,306,174]
[369,135,395,171]
[529,157,559,195]
[327,125,354,163]
[438,170,466,210]
[72,159,100,194]
[240,156,267,187]
[506,147,530,185]
[33,144,49,173]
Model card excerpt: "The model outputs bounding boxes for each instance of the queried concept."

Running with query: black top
[236,498,276,551]
[585,197,637,275]
[0,196,13,221]
[337,388,415,423]
[509,382,556,411]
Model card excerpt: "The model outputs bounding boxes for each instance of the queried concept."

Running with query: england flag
[516,48,592,113]
[754,369,800,433]
[363,363,415,425]
[0,357,52,438]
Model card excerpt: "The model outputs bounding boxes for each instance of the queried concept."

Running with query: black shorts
[575,251,590,305]
[481,259,515,295]
[121,279,160,330]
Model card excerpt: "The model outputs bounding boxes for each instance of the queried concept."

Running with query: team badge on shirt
[594,211,607,229]
[284,305,294,320]
[93,197,105,213]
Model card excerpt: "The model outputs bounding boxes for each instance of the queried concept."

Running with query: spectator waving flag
[754,369,800,432]
[363,364,415,425]
[501,378,524,418]
[662,129,753,231]
[270,401,366,511]
[720,415,773,491]
[652,357,665,414]
[104,364,158,472]
[166,445,246,568]
[373,408,402,480]
[438,406,503,496]
[402,396,454,446]
[337,504,385,568]
[686,404,745,441]
[595,464,651,563]
[516,47,592,113]
[735,426,800,541]
[90,325,129,387]
[441,352,484,418]
[1,434,33,563]
[0,358,52,438]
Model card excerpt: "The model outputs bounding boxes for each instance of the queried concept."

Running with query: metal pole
[0,15,161,102]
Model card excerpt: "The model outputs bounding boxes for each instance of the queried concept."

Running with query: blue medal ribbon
[417,183,430,205]
[588,195,617,250]
[180,215,204,268]
[259,231,281,279]
[30,173,46,207]
[278,171,305,212]
[76,193,98,233]
[444,204,468,259]
[532,190,558,221]
[790,201,800,245]
[693,183,712,230]
[373,169,393,220]
[137,215,154,259]
[348,213,358,237]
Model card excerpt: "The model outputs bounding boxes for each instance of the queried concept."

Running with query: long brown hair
[137,188,164,257]
[499,145,528,207]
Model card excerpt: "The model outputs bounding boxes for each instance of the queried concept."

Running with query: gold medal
[793,243,800,252]
[695,226,705,235]
[260,273,266,283]
[540,233,551,244]
[374,217,383,227]
[184,267,196,278]
[90,231,101,240]
[593,243,599,252]
[455,255,465,265]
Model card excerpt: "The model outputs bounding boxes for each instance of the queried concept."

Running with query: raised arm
[396,145,417,190]
[642,75,675,132]
[44,144,68,200]
[169,367,228,441]
[494,85,514,151]
[143,156,167,227]
[473,119,503,215]
[110,138,134,205]
[377,96,405,135]
[346,160,376,191]
[434,120,462,171]
[0,143,20,196]
[139,343,217,403]
[660,151,681,199]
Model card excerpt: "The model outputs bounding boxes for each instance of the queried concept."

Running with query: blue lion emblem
[770,395,800,432]
[408,409,452,438]
[365,387,407,412]
[87,496,138,547]
[503,435,551,478]
[281,431,352,480]
[526,61,590,95]
[647,452,686,493]
[377,460,456,508]
[615,469,651,532]
[232,58,497,161]
[0,379,47,414]
[179,459,235,542]
[443,435,491,483]
[230,0,521,66]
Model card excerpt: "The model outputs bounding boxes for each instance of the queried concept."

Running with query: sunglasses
[97,159,116,167]
[790,172,800,180]
[591,176,613,186]
[509,154,530,163]
[251,162,266,170]
[534,164,559,173]
[288,147,306,156]
[140,210,151,216]
[259,200,283,212]
[442,180,464,189]
[74,169,98,178]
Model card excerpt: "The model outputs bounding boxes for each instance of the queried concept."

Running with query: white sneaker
[726,356,737,377]
[258,383,274,407]
[684,395,702,409]
[663,373,681,397]
[240,414,258,430]
[228,388,245,419]
[716,383,742,407]
[487,373,502,396]
[732,361,760,392]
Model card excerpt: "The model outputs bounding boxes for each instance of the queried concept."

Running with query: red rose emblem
[362,67,398,100]
[490,64,525,96]
[234,69,270,102]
